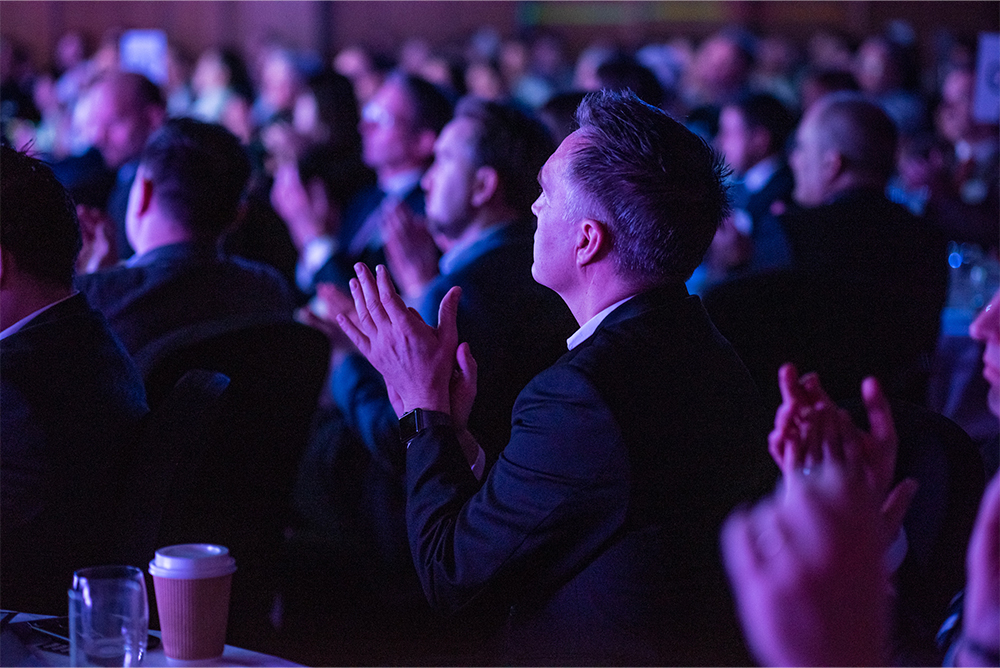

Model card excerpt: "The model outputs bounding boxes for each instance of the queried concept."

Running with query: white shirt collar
[743,154,782,194]
[379,169,424,198]
[0,292,78,341]
[566,295,634,350]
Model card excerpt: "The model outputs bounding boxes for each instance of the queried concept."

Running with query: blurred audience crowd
[1,16,997,667]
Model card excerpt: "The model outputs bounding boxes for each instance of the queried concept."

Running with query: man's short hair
[139,118,251,238]
[386,71,454,135]
[0,144,82,287]
[571,90,731,284]
[813,91,898,183]
[93,70,166,111]
[729,92,796,155]
[454,96,555,215]
[595,54,665,109]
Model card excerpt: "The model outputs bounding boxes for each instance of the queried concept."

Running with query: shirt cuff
[296,235,338,291]
[470,445,486,482]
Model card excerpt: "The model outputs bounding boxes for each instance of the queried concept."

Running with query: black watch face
[399,410,419,443]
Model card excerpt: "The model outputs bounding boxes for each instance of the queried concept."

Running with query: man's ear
[749,127,772,161]
[471,166,500,208]
[135,173,155,217]
[415,129,438,162]
[822,149,845,186]
[576,218,609,267]
[820,148,845,194]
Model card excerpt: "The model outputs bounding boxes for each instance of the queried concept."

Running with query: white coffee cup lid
[148,544,237,579]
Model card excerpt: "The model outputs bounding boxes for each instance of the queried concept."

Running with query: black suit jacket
[320,223,575,626]
[1,293,148,613]
[404,284,775,665]
[74,242,295,364]
[779,187,949,401]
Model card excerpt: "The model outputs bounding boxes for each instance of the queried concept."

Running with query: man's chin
[988,384,1000,420]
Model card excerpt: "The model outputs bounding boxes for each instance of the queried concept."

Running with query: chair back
[112,369,231,569]
[141,319,330,649]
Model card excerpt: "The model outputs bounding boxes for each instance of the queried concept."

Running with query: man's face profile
[530,131,582,295]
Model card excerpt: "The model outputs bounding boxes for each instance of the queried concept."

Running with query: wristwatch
[399,408,453,446]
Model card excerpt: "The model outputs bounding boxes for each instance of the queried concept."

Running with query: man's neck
[0,281,74,331]
[131,213,198,256]
[825,173,886,203]
[447,206,517,251]
[377,166,425,194]
[564,268,646,327]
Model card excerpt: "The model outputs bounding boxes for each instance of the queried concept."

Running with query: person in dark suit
[75,118,295,368]
[294,98,575,662]
[0,144,149,614]
[782,91,948,403]
[694,92,796,291]
[299,72,453,294]
[59,71,167,265]
[337,90,775,665]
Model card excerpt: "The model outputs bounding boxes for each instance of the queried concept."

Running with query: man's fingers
[799,372,833,406]
[777,363,802,405]
[353,263,390,330]
[336,312,370,356]
[455,341,477,386]
[721,508,765,577]
[437,285,462,349]
[375,264,411,323]
[862,376,897,449]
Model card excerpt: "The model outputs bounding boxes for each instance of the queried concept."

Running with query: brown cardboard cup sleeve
[149,544,237,660]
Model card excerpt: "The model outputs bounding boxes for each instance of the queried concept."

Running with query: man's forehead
[376,82,413,120]
[437,117,475,153]
[541,131,584,183]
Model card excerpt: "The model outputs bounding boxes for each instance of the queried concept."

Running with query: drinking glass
[69,565,149,667]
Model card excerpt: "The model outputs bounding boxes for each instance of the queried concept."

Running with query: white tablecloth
[1,611,302,667]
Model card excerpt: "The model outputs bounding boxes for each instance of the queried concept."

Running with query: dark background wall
[2,1,997,74]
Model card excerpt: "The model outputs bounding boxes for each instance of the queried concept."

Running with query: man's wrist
[399,408,453,447]
[402,393,451,416]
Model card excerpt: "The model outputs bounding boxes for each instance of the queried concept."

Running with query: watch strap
[399,408,453,446]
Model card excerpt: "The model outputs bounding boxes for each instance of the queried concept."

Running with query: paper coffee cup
[149,544,237,660]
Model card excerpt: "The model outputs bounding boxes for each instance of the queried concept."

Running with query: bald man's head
[812,92,897,181]
[791,92,897,206]
[84,71,166,169]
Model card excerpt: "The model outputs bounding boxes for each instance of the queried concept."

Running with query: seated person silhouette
[0,144,148,614]
[75,117,295,368]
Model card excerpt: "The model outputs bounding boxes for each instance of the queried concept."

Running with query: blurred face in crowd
[192,50,228,96]
[970,289,1000,417]
[260,54,300,115]
[717,106,766,176]
[359,80,426,177]
[530,131,583,297]
[937,69,975,145]
[465,61,505,101]
[789,107,830,207]
[421,117,479,239]
[84,80,159,170]
[855,39,896,95]
[694,36,749,99]
[334,46,382,106]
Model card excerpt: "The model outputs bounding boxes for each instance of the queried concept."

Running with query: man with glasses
[298,72,453,294]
